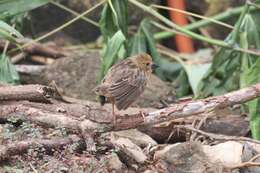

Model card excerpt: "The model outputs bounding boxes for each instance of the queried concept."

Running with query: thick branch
[0,135,83,161]
[178,125,260,144]
[114,83,260,130]
[0,84,259,133]
[0,85,56,102]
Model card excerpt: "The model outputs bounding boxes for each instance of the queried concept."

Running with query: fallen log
[0,135,83,161]
[0,85,55,102]
[0,84,259,133]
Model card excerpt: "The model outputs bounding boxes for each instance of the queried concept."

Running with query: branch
[0,85,56,102]
[0,84,259,133]
[15,65,46,75]
[0,135,83,161]
[0,39,66,58]
[178,125,260,145]
[228,154,260,170]
[114,83,260,130]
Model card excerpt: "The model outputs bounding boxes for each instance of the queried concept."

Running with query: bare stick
[178,125,260,145]
[228,154,260,169]
[15,65,46,75]
[0,135,83,161]
[0,85,56,102]
[2,38,66,58]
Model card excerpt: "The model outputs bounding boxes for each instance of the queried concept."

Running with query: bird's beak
[151,63,159,70]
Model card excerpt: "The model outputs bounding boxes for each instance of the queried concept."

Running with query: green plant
[197,3,260,139]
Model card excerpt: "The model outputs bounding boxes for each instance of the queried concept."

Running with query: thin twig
[151,4,234,29]
[229,154,260,169]
[187,16,218,49]
[190,114,210,142]
[178,125,260,144]
[50,1,99,27]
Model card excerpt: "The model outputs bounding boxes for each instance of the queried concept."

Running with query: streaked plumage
[94,53,158,123]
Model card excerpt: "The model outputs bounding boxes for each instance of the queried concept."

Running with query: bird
[94,53,159,124]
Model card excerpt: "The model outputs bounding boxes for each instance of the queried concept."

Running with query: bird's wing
[109,68,147,110]
[102,59,133,84]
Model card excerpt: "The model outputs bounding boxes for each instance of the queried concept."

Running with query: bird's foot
[111,113,117,126]
[139,110,147,121]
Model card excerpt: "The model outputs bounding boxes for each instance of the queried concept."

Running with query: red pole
[167,0,195,53]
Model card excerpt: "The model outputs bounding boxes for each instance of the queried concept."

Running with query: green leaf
[185,63,211,97]
[99,0,128,41]
[0,20,23,42]
[128,30,147,56]
[0,54,20,84]
[197,37,242,98]
[0,21,22,38]
[0,0,50,19]
[98,30,126,83]
[198,13,260,139]
[175,69,191,98]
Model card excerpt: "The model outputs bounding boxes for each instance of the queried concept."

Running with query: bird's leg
[112,102,116,125]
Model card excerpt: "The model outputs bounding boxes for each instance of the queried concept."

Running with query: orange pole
[167,0,195,53]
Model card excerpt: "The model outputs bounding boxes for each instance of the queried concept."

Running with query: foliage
[197,7,260,139]
[98,0,128,83]
[0,20,23,42]
[98,30,126,82]
[0,54,19,84]
[0,0,50,20]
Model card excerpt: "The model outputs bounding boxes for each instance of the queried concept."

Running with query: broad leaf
[0,20,23,42]
[99,0,128,41]
[98,30,126,82]
[197,36,241,97]
[0,54,19,84]
[0,0,50,19]
[185,63,211,97]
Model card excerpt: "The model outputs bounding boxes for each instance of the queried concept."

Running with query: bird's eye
[146,63,150,66]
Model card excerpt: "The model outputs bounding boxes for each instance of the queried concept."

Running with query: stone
[111,136,147,164]
[102,153,125,172]
[154,142,222,173]
[112,129,157,148]
[202,141,243,167]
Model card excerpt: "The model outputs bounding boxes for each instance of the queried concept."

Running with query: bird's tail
[99,95,106,106]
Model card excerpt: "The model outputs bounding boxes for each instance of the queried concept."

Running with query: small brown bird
[94,53,158,124]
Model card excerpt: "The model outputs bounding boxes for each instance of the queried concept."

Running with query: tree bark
[0,85,56,102]
[0,84,259,133]
[0,135,83,161]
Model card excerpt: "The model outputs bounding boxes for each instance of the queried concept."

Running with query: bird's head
[131,53,159,73]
